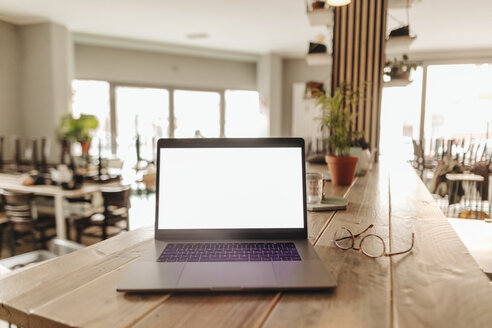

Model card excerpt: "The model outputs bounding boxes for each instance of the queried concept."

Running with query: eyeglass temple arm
[385,233,415,257]
[353,224,374,238]
[335,224,374,242]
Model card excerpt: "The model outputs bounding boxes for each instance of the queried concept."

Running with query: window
[379,67,423,160]
[71,80,266,160]
[225,90,268,137]
[173,90,221,138]
[379,63,492,162]
[424,64,492,156]
[71,80,111,157]
[115,86,169,165]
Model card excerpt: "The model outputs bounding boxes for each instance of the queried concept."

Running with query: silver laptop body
[117,138,336,292]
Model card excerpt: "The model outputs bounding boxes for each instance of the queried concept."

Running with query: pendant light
[326,0,351,6]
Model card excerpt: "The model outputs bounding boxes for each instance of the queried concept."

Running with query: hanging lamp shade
[327,0,351,6]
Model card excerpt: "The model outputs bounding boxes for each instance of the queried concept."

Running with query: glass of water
[306,172,323,204]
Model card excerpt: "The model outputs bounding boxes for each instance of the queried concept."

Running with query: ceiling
[0,0,327,58]
[387,0,492,54]
[0,0,492,58]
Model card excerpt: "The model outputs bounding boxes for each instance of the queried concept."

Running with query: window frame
[73,79,260,155]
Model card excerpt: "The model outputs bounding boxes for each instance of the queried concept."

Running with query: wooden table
[0,174,103,239]
[1,161,492,327]
[445,173,485,218]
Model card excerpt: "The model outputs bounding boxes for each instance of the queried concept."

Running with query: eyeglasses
[334,224,414,258]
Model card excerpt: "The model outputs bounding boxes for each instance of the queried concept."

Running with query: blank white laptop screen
[158,147,304,230]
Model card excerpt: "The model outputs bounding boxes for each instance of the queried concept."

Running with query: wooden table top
[445,173,485,182]
[0,173,123,198]
[0,173,102,198]
[1,160,491,328]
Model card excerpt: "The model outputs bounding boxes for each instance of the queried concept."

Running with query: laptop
[117,138,337,292]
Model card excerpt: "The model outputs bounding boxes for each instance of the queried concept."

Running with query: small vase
[80,140,91,156]
[325,155,359,186]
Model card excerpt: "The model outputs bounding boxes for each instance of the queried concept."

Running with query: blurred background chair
[74,186,131,242]
[0,199,7,258]
[0,136,4,172]
[412,139,436,179]
[0,189,56,256]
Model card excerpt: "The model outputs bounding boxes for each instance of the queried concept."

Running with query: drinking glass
[306,172,323,204]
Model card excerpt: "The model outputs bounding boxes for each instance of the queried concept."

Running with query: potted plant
[316,83,366,185]
[59,114,99,156]
[384,54,417,82]
[305,81,325,99]
[311,1,326,10]
[388,25,410,38]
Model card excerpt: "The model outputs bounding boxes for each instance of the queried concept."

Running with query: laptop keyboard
[157,242,301,262]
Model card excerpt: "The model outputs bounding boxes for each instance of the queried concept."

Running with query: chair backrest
[41,137,48,172]
[412,139,424,159]
[32,139,39,170]
[101,186,131,216]
[14,138,21,168]
[0,136,3,169]
[0,190,34,223]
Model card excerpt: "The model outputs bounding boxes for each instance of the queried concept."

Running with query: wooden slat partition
[331,0,388,151]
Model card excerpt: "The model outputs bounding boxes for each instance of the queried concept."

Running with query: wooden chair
[0,207,7,258]
[75,186,131,242]
[412,140,436,179]
[0,190,56,256]
[434,138,444,160]
[60,138,76,169]
[40,137,51,173]
[0,136,4,171]
[14,137,22,171]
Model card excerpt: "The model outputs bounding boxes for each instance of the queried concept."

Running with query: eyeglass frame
[334,224,414,258]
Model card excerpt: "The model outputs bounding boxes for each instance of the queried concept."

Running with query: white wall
[282,58,331,136]
[17,23,73,159]
[74,44,257,91]
[51,23,74,126]
[0,20,21,137]
[257,54,282,136]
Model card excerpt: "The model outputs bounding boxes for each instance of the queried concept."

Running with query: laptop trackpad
[178,263,276,288]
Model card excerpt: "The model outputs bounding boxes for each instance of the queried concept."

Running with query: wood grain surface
[389,165,492,328]
[263,162,392,328]
[1,161,492,328]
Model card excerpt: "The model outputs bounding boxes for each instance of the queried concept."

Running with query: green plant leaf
[315,82,368,156]
[58,114,99,142]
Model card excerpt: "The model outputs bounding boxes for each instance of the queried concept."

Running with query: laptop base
[117,239,336,292]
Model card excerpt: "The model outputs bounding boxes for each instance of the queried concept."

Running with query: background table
[445,173,485,218]
[1,160,492,327]
[0,174,105,239]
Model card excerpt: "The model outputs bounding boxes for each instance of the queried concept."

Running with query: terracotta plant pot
[325,155,359,186]
[80,140,91,156]
[305,81,325,98]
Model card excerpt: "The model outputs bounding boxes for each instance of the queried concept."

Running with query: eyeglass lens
[360,235,385,258]
[334,228,353,249]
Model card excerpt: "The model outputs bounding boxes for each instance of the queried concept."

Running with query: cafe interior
[1,0,492,327]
